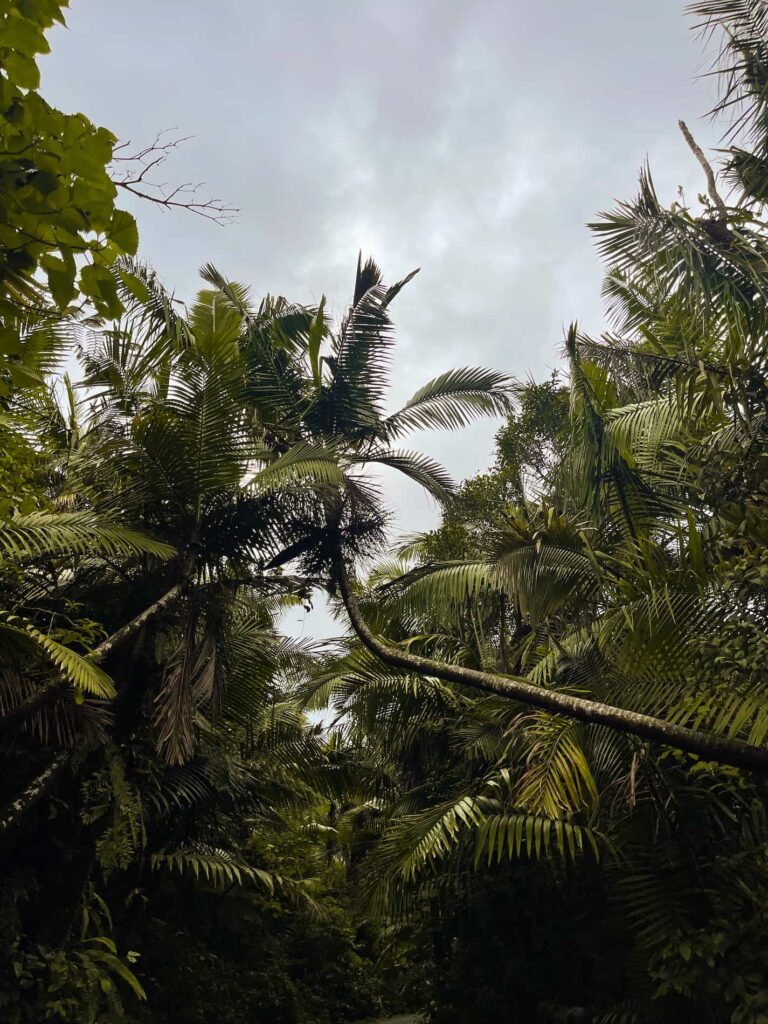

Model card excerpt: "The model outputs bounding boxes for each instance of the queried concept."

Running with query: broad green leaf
[109,209,139,255]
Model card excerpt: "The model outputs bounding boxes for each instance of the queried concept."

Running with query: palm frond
[0,614,115,698]
[0,511,175,563]
[246,440,344,494]
[473,810,599,865]
[150,846,276,892]
[383,367,513,438]
[357,449,455,503]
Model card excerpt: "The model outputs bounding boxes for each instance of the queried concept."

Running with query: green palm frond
[367,781,599,898]
[150,846,276,892]
[0,511,175,563]
[494,542,601,623]
[376,560,493,615]
[0,613,115,698]
[564,326,684,537]
[375,792,488,883]
[511,714,600,816]
[596,586,713,681]
[603,394,714,475]
[687,0,768,145]
[357,449,456,503]
[246,440,344,494]
[198,263,254,319]
[473,810,599,865]
[189,286,247,352]
[330,256,398,426]
[113,258,193,353]
[668,679,768,745]
[383,367,513,438]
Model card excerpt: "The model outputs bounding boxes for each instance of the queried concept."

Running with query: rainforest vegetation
[1,2,768,1022]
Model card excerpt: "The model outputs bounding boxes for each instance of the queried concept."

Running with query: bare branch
[678,118,729,218]
[0,752,68,836]
[109,129,238,225]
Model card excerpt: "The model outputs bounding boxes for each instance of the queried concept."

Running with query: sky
[42,1,722,636]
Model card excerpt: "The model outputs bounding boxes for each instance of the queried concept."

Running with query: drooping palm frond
[361,776,600,919]
[0,511,175,563]
[150,846,277,892]
[246,440,345,495]
[369,791,488,885]
[0,665,110,748]
[506,714,600,817]
[603,393,715,479]
[153,626,217,766]
[473,810,600,865]
[382,367,514,438]
[0,614,115,698]
[494,542,602,624]
[354,449,456,503]
[375,559,494,619]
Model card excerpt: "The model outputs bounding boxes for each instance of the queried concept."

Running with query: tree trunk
[334,555,768,775]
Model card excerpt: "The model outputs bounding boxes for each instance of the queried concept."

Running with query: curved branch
[111,130,238,224]
[334,553,768,775]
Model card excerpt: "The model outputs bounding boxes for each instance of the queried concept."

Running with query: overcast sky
[42,1,721,635]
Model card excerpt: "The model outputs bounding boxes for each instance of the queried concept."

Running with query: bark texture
[0,752,69,835]
[335,556,768,775]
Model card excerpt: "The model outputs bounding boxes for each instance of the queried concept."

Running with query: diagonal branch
[110,129,238,224]
[0,583,184,731]
[0,752,69,836]
[334,551,768,775]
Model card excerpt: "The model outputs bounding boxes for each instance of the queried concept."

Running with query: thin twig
[110,129,238,225]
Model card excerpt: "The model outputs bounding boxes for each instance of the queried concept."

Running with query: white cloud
[41,0,725,635]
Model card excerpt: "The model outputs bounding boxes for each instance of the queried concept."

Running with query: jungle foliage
[1,2,768,1023]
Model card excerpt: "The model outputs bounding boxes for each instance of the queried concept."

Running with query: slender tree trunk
[334,554,768,774]
[0,583,183,730]
[0,752,69,835]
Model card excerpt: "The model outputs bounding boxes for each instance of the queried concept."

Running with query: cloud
[42,0,725,633]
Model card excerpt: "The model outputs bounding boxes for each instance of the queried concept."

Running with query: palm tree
[326,3,768,772]
[309,8,768,1017]
[0,252,514,1014]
